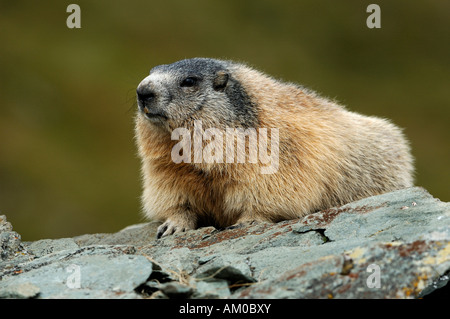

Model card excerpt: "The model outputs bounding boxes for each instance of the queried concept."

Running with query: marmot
[135,58,414,238]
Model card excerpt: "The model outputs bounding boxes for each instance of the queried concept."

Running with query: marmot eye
[180,77,198,88]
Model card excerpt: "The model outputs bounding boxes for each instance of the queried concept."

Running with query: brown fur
[135,59,414,237]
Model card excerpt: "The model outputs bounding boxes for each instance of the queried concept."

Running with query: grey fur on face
[136,58,258,130]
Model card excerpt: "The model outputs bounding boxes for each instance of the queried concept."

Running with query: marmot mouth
[143,111,168,122]
[139,105,168,121]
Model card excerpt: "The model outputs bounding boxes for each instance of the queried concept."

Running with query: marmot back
[134,58,414,238]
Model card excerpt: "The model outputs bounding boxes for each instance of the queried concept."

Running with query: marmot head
[136,58,258,131]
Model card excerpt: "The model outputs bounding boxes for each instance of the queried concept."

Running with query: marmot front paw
[156,217,195,239]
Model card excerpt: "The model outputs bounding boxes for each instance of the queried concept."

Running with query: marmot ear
[213,71,229,91]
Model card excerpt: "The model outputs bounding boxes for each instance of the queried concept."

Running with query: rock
[1,187,449,299]
[0,215,27,261]
[0,245,152,299]
[73,221,160,247]
[158,282,194,298]
[195,254,257,286]
[192,278,231,298]
[26,238,79,257]
[0,282,40,299]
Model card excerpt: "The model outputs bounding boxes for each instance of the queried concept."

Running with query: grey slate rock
[1,187,449,299]
[0,245,152,298]
[73,221,160,247]
[192,278,231,298]
[25,238,79,258]
[158,282,194,298]
[0,282,40,299]
[0,215,27,261]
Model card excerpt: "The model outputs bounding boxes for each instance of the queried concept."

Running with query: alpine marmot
[134,58,414,238]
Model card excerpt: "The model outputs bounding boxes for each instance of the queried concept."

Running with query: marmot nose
[136,86,156,104]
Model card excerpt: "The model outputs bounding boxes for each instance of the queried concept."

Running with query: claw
[156,218,195,238]
[156,223,168,239]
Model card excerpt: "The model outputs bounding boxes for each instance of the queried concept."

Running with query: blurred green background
[0,0,448,240]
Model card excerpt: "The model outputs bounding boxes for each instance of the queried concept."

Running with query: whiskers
[125,87,138,115]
